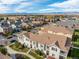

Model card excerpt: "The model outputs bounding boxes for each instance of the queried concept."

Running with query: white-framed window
[52,47,57,51]
[33,41,35,45]
[40,44,43,47]
[52,54,55,56]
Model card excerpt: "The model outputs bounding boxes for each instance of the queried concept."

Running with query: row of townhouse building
[17,24,73,59]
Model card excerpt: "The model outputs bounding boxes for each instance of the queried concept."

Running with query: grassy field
[9,41,29,53]
[68,30,79,59]
[29,51,44,59]
[68,48,79,59]
[67,57,72,59]
[72,30,79,47]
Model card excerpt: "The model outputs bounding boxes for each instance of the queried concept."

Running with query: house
[1,20,10,27]
[21,22,29,29]
[0,35,9,45]
[56,19,79,31]
[32,21,43,26]
[17,24,72,59]
[11,24,16,29]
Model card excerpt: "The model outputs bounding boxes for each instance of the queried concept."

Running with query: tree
[0,47,7,55]
[3,31,13,37]
[0,17,4,21]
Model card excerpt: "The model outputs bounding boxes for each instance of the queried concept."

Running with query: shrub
[29,51,44,59]
[35,50,45,56]
[0,47,7,55]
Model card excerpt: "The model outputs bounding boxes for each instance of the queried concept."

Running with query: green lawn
[75,30,79,35]
[67,57,72,59]
[72,41,79,47]
[72,30,79,47]
[67,29,79,59]
[71,48,79,57]
[9,41,29,53]
[23,55,30,59]
[68,48,79,59]
[29,51,44,59]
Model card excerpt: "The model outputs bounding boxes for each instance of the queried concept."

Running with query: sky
[0,0,79,14]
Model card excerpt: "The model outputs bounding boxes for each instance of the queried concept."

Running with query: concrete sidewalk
[5,46,35,59]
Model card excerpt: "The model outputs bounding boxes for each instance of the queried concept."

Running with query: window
[41,45,43,47]
[52,54,55,56]
[36,42,38,48]
[33,42,35,45]
[44,44,46,50]
[26,39,29,41]
[47,46,49,49]
[60,51,65,54]
[46,51,49,55]
[52,47,57,51]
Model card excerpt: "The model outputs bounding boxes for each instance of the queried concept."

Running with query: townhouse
[17,24,72,59]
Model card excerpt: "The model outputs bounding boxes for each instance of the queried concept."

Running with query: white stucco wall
[17,35,67,59]
[48,44,60,59]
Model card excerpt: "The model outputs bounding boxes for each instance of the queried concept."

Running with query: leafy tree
[0,47,7,55]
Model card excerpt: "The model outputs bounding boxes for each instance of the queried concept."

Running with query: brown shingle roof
[17,31,28,36]
[28,32,70,52]
[41,24,72,35]
[18,24,72,52]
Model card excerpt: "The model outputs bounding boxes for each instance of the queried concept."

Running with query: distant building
[0,35,9,45]
[11,24,16,29]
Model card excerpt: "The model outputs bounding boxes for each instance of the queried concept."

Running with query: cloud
[39,8,63,13]
[17,1,32,9]
[49,0,79,9]
[32,0,48,2]
[0,6,12,13]
[15,1,33,13]
[63,9,79,12]
[43,0,79,12]
[15,9,26,13]
[20,1,32,6]
[0,7,9,11]
[0,3,11,13]
[0,0,19,4]
[0,0,79,13]
[39,8,79,13]
[0,0,33,13]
